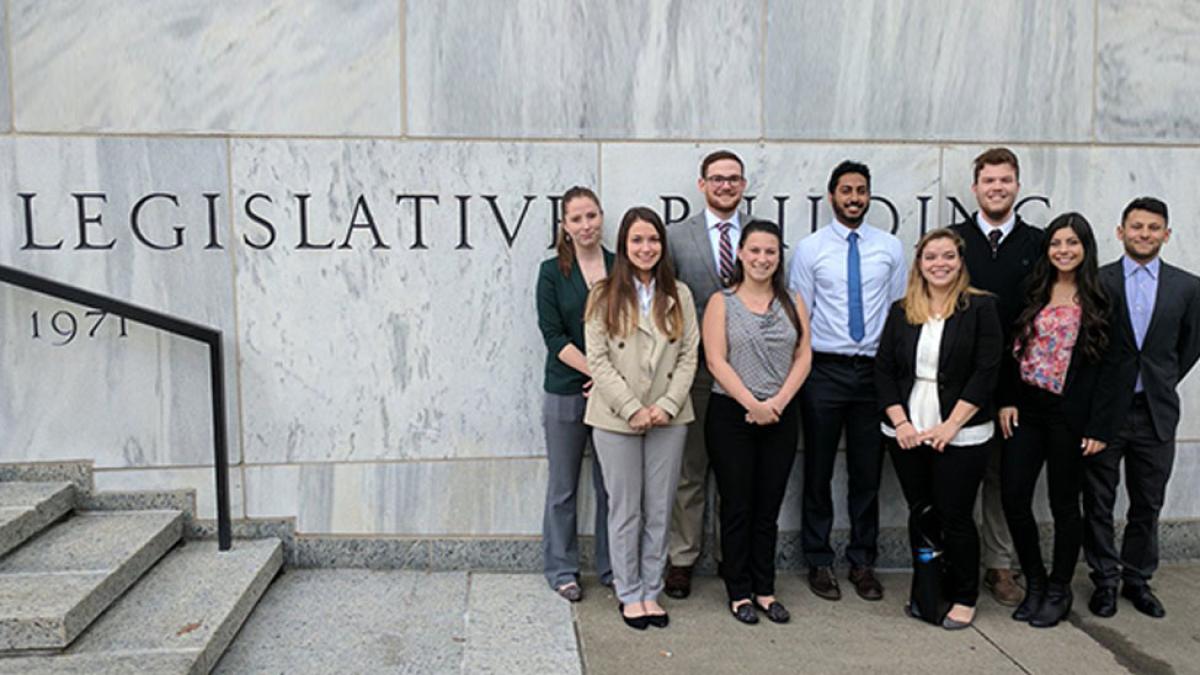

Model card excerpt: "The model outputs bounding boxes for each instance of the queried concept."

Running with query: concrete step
[0,539,283,675]
[0,510,183,651]
[0,481,75,558]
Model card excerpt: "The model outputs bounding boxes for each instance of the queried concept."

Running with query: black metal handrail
[0,263,232,551]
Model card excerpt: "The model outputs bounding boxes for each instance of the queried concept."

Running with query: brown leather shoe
[848,566,884,601]
[985,568,1025,607]
[807,566,841,601]
[664,564,693,599]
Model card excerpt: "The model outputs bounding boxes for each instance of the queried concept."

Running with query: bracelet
[895,420,912,429]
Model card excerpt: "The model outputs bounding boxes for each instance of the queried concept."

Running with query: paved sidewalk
[576,564,1200,675]
[215,564,1200,673]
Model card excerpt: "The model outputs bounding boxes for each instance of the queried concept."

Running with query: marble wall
[2,1,1200,545]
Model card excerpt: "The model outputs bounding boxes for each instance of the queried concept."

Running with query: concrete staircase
[0,463,283,674]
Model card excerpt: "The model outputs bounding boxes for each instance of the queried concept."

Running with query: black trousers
[799,356,883,568]
[706,392,798,601]
[889,438,991,606]
[1001,384,1084,586]
[1083,395,1176,589]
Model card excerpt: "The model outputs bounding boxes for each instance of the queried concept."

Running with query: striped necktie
[717,222,734,285]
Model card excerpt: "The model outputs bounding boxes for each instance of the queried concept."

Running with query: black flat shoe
[646,611,669,628]
[618,603,649,630]
[754,599,790,623]
[731,602,759,625]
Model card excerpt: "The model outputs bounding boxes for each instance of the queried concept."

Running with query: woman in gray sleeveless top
[702,221,813,624]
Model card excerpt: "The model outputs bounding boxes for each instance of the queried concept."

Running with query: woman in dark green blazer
[536,186,615,601]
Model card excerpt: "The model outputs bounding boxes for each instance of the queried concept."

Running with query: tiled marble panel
[406,0,761,139]
[0,136,241,468]
[0,10,10,133]
[92,466,245,520]
[600,142,941,251]
[1098,0,1200,142]
[9,0,401,135]
[765,0,1094,141]
[242,460,548,536]
[231,139,596,463]
[942,145,1200,439]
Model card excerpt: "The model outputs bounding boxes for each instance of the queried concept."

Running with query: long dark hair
[1013,212,1110,363]
[586,207,683,340]
[555,186,601,277]
[728,220,802,335]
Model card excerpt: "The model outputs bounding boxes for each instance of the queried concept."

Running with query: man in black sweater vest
[949,148,1044,607]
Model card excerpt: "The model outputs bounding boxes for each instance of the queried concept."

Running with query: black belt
[813,352,875,367]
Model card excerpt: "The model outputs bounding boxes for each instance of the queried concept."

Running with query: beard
[981,202,1014,223]
[1124,240,1163,263]
[833,200,869,226]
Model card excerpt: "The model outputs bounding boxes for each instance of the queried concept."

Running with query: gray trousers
[542,393,612,589]
[669,366,713,566]
[594,425,688,605]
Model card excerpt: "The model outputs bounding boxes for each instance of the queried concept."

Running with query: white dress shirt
[975,212,1015,245]
[635,277,655,317]
[787,220,907,357]
[704,209,742,272]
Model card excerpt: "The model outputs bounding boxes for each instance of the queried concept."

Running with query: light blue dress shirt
[1124,255,1160,392]
[787,220,907,357]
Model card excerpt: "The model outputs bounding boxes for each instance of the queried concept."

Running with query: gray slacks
[594,425,688,605]
[542,393,612,589]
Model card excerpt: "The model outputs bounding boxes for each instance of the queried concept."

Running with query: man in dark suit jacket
[948,148,1043,607]
[1085,196,1200,619]
[662,149,752,598]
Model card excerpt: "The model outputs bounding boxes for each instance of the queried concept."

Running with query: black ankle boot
[1029,582,1073,627]
[1012,575,1046,622]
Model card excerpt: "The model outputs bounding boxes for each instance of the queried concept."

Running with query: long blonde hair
[902,228,985,325]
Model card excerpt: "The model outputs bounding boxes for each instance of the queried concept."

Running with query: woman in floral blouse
[998,212,1123,628]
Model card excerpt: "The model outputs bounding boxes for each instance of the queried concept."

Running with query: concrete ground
[216,564,1200,674]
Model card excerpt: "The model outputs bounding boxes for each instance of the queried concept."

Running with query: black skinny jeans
[705,392,799,602]
[1001,384,1085,586]
[889,438,991,606]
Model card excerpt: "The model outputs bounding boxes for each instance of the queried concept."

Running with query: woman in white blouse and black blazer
[875,228,1003,630]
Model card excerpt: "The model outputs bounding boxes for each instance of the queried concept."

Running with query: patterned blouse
[1015,304,1082,395]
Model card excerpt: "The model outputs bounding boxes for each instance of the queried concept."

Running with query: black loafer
[1121,584,1166,618]
[731,602,759,624]
[618,603,649,630]
[754,599,790,623]
[1089,586,1118,618]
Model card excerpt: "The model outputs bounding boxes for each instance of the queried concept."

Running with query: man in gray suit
[663,149,752,598]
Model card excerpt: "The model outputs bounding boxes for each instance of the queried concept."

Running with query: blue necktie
[848,231,865,342]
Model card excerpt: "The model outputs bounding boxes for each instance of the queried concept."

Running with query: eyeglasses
[704,175,745,186]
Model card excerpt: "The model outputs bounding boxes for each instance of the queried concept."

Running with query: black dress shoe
[664,565,693,599]
[731,602,759,624]
[1089,586,1118,618]
[1122,584,1166,618]
[1029,582,1072,628]
[807,566,841,601]
[754,599,791,624]
[618,603,649,630]
[1012,575,1046,622]
[848,566,884,601]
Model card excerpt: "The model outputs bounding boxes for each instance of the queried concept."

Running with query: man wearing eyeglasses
[663,149,751,599]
